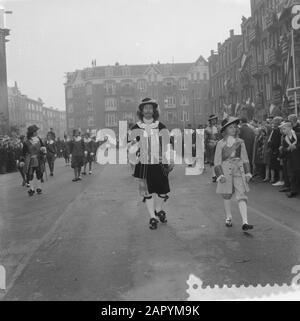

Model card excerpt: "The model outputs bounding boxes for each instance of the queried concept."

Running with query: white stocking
[145,197,156,219]
[211,167,216,178]
[224,199,232,220]
[37,179,42,190]
[155,194,165,213]
[238,201,248,225]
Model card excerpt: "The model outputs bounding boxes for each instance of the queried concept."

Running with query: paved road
[0,159,299,300]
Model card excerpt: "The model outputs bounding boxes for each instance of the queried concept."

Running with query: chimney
[210,50,214,56]
[218,42,221,50]
[230,29,234,37]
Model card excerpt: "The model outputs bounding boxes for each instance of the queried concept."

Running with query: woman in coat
[214,117,253,231]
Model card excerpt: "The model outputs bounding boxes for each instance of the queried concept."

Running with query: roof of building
[65,56,208,85]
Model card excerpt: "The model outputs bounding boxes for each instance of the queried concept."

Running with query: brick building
[208,0,300,121]
[43,106,66,139]
[64,56,210,135]
[7,82,27,134]
[7,83,66,138]
[208,29,243,119]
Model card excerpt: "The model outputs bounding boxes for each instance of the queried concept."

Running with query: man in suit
[239,117,255,173]
[279,122,300,198]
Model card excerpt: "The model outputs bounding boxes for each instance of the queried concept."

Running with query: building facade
[208,0,300,121]
[7,82,27,134]
[0,14,9,135]
[43,106,66,139]
[64,56,210,135]
[7,83,66,138]
[208,29,244,119]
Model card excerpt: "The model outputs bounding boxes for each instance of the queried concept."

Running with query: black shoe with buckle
[155,210,168,223]
[149,218,159,230]
[225,218,233,227]
[36,188,42,195]
[242,224,253,231]
[28,189,35,196]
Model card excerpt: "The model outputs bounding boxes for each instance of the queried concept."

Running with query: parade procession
[1,0,300,305]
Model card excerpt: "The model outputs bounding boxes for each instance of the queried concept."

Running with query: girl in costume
[214,117,253,231]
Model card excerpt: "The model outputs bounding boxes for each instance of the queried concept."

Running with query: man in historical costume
[61,135,71,166]
[15,135,27,186]
[205,115,220,182]
[45,133,57,177]
[130,98,174,230]
[20,125,47,196]
[69,129,85,182]
[82,132,97,175]
[214,117,253,231]
[279,122,300,198]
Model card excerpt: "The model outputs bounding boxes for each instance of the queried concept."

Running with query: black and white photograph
[0,0,300,308]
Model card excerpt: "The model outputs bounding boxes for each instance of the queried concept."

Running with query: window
[180,110,189,122]
[105,81,116,95]
[122,66,130,76]
[105,98,117,111]
[123,112,135,121]
[165,111,177,124]
[67,103,74,113]
[179,78,188,90]
[105,67,113,78]
[203,73,207,80]
[66,88,73,99]
[88,116,95,127]
[164,78,174,87]
[164,96,176,108]
[86,83,93,96]
[137,79,147,92]
[68,118,74,128]
[180,95,189,106]
[105,113,118,127]
[87,99,93,111]
[122,80,133,91]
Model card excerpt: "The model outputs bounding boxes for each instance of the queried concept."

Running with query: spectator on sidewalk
[268,117,284,186]
[288,114,300,133]
[239,117,255,173]
[279,121,300,198]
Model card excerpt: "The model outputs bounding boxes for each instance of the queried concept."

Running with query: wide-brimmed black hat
[138,98,158,110]
[27,124,39,134]
[208,114,218,122]
[220,117,240,133]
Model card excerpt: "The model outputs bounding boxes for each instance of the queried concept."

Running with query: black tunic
[132,121,170,195]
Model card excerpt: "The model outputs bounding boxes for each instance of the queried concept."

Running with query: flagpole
[291,28,298,114]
